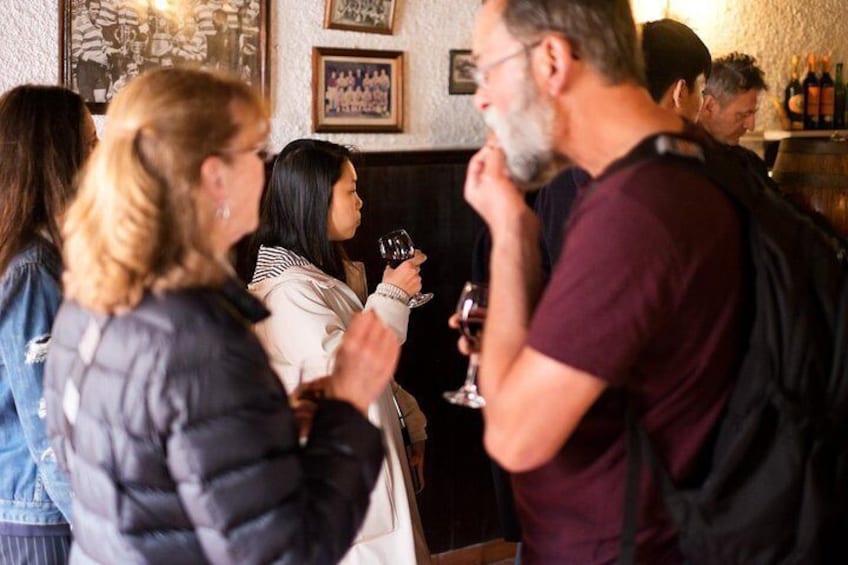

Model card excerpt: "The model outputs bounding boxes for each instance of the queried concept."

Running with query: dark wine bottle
[785,55,804,130]
[803,54,821,130]
[820,56,836,129]
[835,62,846,129]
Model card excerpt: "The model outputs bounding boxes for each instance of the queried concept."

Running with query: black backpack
[617,132,848,564]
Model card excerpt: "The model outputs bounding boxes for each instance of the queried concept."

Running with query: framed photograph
[313,47,404,133]
[449,49,476,95]
[324,0,397,35]
[59,0,270,114]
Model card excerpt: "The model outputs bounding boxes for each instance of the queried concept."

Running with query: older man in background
[698,52,767,146]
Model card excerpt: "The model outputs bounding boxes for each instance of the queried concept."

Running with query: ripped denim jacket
[0,237,71,525]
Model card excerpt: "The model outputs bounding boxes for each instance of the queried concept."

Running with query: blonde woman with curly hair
[43,67,401,565]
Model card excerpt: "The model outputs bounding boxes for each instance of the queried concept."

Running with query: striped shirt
[172,31,207,62]
[252,246,312,285]
[117,1,141,26]
[72,13,108,65]
[222,1,241,30]
[195,1,221,36]
[95,0,118,27]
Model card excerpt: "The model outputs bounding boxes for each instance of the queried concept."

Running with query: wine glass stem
[464,353,480,388]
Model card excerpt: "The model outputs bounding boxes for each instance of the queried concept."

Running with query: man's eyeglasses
[472,41,542,90]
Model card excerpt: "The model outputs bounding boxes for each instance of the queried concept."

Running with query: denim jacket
[0,236,71,525]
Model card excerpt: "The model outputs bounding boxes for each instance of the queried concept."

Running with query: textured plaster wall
[667,0,848,132]
[0,0,483,151]
[0,1,845,149]
[271,0,482,150]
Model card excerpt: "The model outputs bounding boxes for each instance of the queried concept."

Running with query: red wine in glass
[385,256,409,269]
[458,308,486,352]
[444,282,488,409]
[377,229,434,308]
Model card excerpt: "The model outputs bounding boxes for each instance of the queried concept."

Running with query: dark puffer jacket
[44,280,384,564]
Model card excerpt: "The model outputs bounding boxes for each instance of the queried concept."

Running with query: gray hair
[704,52,767,104]
[500,0,645,86]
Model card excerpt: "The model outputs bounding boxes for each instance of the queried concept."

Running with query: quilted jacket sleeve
[157,323,384,565]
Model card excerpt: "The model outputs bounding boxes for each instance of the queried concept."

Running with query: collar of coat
[251,245,313,286]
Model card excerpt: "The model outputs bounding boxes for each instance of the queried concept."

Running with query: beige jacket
[249,248,430,564]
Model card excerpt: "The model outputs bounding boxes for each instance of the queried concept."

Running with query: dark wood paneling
[234,148,503,553]
[345,149,504,553]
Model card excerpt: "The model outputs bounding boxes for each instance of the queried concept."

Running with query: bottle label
[821,86,836,117]
[807,86,821,116]
[788,93,805,115]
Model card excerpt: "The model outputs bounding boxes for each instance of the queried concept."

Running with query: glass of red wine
[377,229,434,308]
[443,281,487,408]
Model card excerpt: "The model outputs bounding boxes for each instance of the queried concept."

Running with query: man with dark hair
[642,18,711,121]
[461,0,744,562]
[698,52,768,145]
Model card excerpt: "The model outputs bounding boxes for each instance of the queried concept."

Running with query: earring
[216,201,231,221]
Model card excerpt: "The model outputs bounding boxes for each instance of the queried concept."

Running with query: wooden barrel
[772,136,848,238]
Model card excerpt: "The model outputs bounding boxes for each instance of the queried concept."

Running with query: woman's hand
[328,311,401,414]
[382,250,426,296]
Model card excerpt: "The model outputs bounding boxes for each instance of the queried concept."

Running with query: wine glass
[443,282,487,409]
[377,229,434,308]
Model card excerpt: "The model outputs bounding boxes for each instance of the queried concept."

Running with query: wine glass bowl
[377,229,434,308]
[444,282,488,409]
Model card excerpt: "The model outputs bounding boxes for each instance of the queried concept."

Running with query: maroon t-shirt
[518,152,744,564]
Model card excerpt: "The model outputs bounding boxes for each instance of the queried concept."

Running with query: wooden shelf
[763,129,848,141]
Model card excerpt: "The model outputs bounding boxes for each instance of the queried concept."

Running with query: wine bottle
[835,62,846,129]
[820,56,836,129]
[803,54,821,130]
[785,55,804,130]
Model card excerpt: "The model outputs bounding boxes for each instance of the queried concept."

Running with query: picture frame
[449,49,476,95]
[59,0,271,114]
[324,0,397,35]
[312,47,404,133]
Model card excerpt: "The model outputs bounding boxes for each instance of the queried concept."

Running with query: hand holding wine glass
[382,250,426,297]
[378,229,434,308]
[443,282,487,409]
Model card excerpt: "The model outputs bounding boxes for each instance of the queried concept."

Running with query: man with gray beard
[458,1,745,562]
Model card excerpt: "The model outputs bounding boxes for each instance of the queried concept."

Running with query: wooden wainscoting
[347,149,511,554]
[432,539,518,565]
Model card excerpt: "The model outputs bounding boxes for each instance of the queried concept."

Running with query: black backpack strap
[619,400,642,565]
[621,400,697,565]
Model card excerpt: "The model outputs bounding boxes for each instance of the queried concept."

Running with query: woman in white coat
[249,139,431,564]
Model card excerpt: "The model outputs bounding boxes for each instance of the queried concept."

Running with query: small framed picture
[312,47,404,133]
[449,49,476,95]
[59,0,270,114]
[324,0,397,35]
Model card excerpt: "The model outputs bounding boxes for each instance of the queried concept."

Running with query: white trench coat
[250,251,430,565]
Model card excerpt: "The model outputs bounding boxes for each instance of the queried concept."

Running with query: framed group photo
[312,47,404,133]
[59,0,270,113]
[449,49,476,95]
[324,0,398,35]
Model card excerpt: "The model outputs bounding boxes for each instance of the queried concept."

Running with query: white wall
[0,0,484,152]
[1,0,845,149]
